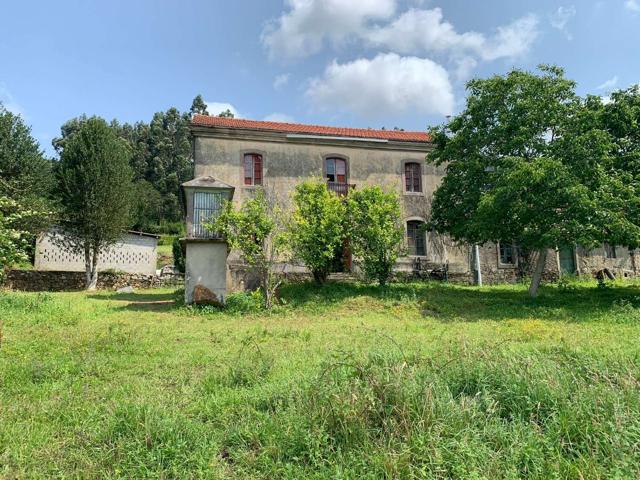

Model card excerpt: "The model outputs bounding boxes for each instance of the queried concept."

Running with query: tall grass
[1,281,640,478]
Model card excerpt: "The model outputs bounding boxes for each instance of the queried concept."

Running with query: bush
[291,179,346,284]
[347,186,404,286]
[172,237,185,273]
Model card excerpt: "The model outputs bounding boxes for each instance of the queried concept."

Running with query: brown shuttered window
[243,154,263,185]
[405,162,422,193]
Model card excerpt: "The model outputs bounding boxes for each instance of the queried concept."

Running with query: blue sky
[2,0,639,156]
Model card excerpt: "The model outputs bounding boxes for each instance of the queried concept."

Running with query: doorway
[559,247,577,274]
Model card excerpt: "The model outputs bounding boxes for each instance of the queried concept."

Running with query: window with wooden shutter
[243,153,263,186]
[404,162,422,193]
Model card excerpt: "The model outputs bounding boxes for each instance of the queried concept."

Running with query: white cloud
[273,73,290,90]
[0,83,25,117]
[625,0,640,12]
[481,14,539,61]
[597,76,619,90]
[262,0,397,60]
[306,53,454,118]
[205,101,243,118]
[263,113,296,123]
[264,2,539,68]
[550,6,577,40]
[365,8,485,55]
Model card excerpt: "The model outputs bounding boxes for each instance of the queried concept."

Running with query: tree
[218,109,235,118]
[211,190,289,308]
[0,196,40,282]
[290,179,346,284]
[0,104,55,259]
[347,186,404,286]
[57,117,134,290]
[190,95,209,116]
[428,66,631,297]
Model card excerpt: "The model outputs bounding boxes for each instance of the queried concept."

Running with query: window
[326,157,346,183]
[193,191,223,238]
[407,220,426,256]
[499,242,516,265]
[604,243,617,259]
[243,153,263,186]
[404,162,422,193]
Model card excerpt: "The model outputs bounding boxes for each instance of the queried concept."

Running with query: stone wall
[4,270,182,292]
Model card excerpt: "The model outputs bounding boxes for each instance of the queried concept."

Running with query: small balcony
[327,182,355,197]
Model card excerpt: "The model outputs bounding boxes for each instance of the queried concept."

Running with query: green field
[1,281,640,479]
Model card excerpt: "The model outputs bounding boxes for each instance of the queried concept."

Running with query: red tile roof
[191,115,431,143]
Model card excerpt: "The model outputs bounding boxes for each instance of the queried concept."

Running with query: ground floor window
[604,243,617,259]
[407,220,426,256]
[499,242,516,265]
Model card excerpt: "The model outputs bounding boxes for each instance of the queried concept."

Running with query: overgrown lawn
[1,281,640,478]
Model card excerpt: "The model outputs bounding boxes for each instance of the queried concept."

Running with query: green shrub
[172,237,185,273]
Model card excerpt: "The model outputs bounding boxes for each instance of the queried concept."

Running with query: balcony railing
[327,182,355,197]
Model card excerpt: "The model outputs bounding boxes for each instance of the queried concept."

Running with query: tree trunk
[84,244,92,290]
[86,245,99,291]
[528,249,548,298]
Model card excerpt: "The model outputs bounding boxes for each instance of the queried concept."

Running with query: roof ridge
[190,115,431,143]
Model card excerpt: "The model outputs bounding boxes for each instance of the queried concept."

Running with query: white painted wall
[34,231,158,276]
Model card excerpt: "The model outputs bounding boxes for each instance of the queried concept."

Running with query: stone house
[182,115,637,303]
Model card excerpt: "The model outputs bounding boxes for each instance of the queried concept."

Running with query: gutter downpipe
[474,244,483,286]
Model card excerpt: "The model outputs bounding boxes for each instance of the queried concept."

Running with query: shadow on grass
[87,291,178,312]
[85,280,640,322]
[278,280,640,323]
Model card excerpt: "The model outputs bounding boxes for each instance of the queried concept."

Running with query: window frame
[241,151,264,187]
[192,190,224,238]
[497,242,517,267]
[406,219,427,257]
[403,161,423,194]
[324,155,348,184]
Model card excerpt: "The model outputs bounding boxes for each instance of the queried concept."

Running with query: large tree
[0,104,54,253]
[57,117,134,290]
[428,66,635,297]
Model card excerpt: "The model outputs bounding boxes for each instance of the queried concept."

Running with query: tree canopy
[428,66,640,296]
[57,116,134,289]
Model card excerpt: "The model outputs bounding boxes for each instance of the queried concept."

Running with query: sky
[2,0,639,157]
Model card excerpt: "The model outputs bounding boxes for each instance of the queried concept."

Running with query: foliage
[53,97,201,232]
[291,179,346,283]
[56,117,134,289]
[217,108,235,118]
[211,190,289,308]
[3,281,640,477]
[0,196,40,281]
[347,186,404,285]
[427,65,637,297]
[0,103,54,254]
[171,236,185,273]
[189,94,208,116]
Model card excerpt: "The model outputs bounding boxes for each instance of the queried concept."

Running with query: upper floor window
[499,242,516,265]
[326,157,346,184]
[193,191,223,238]
[404,162,422,193]
[244,153,263,186]
[407,220,426,256]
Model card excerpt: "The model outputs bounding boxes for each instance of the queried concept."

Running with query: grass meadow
[1,280,640,478]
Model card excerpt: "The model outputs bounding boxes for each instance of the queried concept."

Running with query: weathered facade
[35,229,159,276]
[183,115,636,301]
